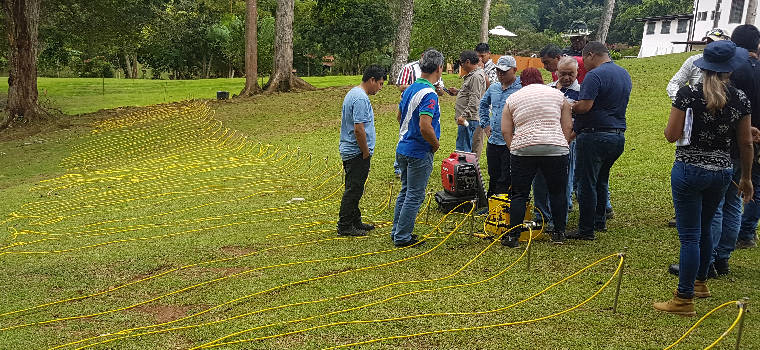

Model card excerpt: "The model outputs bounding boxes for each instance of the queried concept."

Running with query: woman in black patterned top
[655,40,754,316]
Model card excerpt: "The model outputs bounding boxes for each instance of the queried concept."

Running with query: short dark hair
[420,49,444,73]
[540,44,562,58]
[732,24,760,53]
[582,41,609,56]
[459,50,479,65]
[362,65,387,82]
[475,43,490,53]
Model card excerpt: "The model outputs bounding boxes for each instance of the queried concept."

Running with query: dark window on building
[647,22,656,34]
[698,11,708,21]
[677,19,689,33]
[730,0,745,23]
[661,21,671,34]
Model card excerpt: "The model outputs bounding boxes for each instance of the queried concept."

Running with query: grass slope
[0,52,757,350]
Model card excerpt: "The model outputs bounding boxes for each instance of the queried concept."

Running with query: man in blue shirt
[479,56,522,199]
[337,65,386,237]
[391,49,444,248]
[567,42,632,241]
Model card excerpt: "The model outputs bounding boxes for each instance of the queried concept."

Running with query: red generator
[441,152,479,197]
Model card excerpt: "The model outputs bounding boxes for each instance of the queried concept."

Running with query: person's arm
[397,109,402,124]
[462,75,484,121]
[560,100,573,142]
[664,106,686,143]
[398,85,410,92]
[737,114,754,203]
[419,114,439,153]
[484,72,491,88]
[667,56,696,101]
[479,88,491,130]
[572,99,594,114]
[501,102,515,147]
[354,123,370,158]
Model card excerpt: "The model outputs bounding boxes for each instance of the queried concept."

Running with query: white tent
[488,26,517,37]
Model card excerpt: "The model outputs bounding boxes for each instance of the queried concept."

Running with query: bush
[73,56,115,78]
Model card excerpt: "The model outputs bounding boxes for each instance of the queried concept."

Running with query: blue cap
[694,40,748,73]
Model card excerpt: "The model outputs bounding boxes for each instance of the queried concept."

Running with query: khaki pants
[472,125,485,159]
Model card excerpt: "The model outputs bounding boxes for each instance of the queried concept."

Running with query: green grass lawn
[0,74,465,116]
[0,53,758,350]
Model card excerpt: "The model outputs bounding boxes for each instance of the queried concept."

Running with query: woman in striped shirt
[500,67,574,247]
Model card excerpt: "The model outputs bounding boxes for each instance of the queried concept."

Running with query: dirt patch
[220,246,257,256]
[128,264,175,283]
[131,304,195,323]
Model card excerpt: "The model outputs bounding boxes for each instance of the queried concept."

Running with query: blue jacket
[479,77,522,145]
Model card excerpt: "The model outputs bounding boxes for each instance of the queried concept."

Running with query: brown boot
[653,291,696,317]
[694,280,711,298]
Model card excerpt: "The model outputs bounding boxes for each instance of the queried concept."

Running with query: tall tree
[480,0,492,43]
[390,0,413,85]
[264,0,314,92]
[746,0,758,25]
[596,0,615,44]
[1,0,46,131]
[240,0,262,96]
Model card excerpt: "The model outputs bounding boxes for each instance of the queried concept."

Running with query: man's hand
[739,178,754,203]
[484,125,492,137]
[456,116,466,126]
[448,87,459,95]
[362,151,370,159]
[751,126,760,144]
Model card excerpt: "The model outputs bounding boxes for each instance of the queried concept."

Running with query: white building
[635,0,757,58]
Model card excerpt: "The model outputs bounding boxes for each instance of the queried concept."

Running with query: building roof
[632,14,693,22]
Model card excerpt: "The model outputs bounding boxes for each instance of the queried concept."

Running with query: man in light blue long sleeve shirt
[479,56,522,196]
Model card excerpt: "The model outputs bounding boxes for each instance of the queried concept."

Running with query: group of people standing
[334,26,758,318]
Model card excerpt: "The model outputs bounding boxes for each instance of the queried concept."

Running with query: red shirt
[551,56,587,84]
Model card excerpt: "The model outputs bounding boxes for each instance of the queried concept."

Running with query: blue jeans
[738,168,760,241]
[710,159,742,262]
[391,152,434,244]
[671,161,731,296]
[455,122,478,152]
[574,131,625,236]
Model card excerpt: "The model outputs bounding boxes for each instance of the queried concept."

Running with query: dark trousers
[574,131,625,236]
[509,154,569,236]
[338,154,371,229]
[486,142,511,196]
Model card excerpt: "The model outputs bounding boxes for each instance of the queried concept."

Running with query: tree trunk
[264,0,314,93]
[746,0,758,25]
[239,0,261,96]
[389,0,414,85]
[596,0,615,44]
[1,0,47,131]
[132,55,138,79]
[124,54,133,79]
[480,0,491,44]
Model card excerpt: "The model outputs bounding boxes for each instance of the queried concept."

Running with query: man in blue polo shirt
[391,49,444,248]
[479,56,522,199]
[567,41,632,241]
[337,65,386,237]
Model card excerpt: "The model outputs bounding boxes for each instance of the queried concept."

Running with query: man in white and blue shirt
[391,49,444,248]
[479,56,522,196]
[337,65,386,237]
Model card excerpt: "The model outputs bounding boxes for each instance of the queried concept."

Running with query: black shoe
[735,239,757,249]
[668,217,677,227]
[354,222,375,231]
[337,226,368,237]
[395,237,425,248]
[714,259,730,276]
[594,223,607,232]
[501,236,520,248]
[566,230,595,241]
[707,263,718,279]
[551,231,566,244]
[605,208,614,219]
[668,263,679,276]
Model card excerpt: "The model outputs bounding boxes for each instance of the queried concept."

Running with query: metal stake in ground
[613,248,628,313]
[469,200,477,242]
[735,297,749,350]
[424,191,433,225]
[523,221,536,271]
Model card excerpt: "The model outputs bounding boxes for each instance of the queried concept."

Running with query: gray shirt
[455,68,486,121]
